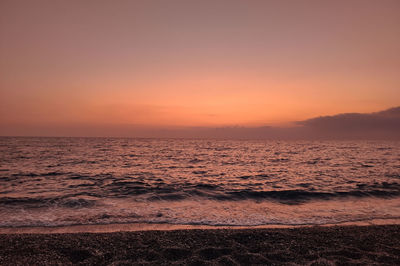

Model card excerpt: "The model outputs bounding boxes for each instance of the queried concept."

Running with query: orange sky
[1,0,400,135]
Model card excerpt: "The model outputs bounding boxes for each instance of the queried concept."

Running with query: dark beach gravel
[0,225,399,265]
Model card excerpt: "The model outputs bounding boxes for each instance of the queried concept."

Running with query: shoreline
[1,218,399,234]
[0,224,399,265]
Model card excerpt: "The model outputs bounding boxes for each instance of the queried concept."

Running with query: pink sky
[1,0,399,136]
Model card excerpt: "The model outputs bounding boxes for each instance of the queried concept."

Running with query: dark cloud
[295,107,400,139]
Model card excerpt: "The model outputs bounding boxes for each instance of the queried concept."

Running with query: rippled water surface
[0,137,399,227]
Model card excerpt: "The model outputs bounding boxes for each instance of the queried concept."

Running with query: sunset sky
[1,0,399,136]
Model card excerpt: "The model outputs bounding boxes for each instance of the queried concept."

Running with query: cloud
[295,107,400,139]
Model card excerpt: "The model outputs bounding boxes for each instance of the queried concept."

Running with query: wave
[1,182,399,208]
[215,188,400,203]
[109,181,400,203]
[0,195,98,209]
[11,171,70,177]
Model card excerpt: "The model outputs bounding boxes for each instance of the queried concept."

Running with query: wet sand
[0,225,399,265]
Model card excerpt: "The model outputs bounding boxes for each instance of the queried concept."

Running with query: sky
[1,0,399,137]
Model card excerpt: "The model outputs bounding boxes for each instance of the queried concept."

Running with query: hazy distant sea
[0,137,399,228]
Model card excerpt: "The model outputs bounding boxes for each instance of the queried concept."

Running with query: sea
[0,137,399,229]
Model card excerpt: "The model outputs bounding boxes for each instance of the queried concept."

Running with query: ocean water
[0,137,399,228]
